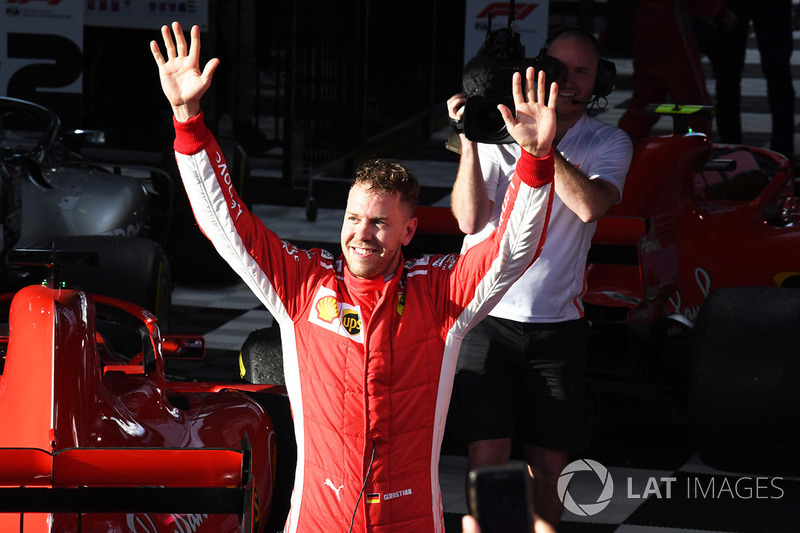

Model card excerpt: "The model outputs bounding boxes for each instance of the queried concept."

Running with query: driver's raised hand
[498,67,557,158]
[150,21,219,122]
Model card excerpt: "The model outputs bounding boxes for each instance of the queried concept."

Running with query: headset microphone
[571,97,594,105]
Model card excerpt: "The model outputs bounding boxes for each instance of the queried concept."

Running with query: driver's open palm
[499,68,557,158]
[150,22,218,115]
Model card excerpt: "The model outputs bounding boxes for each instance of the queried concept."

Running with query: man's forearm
[553,150,618,222]
[451,140,492,234]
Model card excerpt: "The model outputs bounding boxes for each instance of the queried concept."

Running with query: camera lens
[475,101,506,134]
[464,95,515,144]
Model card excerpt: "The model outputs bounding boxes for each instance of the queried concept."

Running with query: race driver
[151,21,556,533]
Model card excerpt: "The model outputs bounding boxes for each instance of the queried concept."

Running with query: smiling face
[546,31,600,127]
[341,182,418,279]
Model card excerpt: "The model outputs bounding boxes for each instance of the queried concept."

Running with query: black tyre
[688,287,800,475]
[52,235,173,332]
[239,324,285,385]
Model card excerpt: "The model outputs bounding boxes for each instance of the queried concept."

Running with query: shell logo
[316,296,339,324]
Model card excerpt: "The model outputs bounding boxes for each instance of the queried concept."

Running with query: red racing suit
[172,113,554,533]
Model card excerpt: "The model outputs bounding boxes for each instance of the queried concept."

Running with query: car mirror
[161,334,205,360]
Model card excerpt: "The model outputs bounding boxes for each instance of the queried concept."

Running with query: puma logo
[325,478,344,501]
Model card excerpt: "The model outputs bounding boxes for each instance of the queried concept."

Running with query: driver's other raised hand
[150,21,220,122]
[498,67,557,158]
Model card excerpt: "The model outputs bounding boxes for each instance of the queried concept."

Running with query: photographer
[448,27,633,527]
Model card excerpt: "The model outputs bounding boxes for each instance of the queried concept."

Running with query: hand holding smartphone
[468,463,534,533]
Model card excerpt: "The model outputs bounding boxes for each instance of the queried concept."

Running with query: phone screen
[468,464,533,533]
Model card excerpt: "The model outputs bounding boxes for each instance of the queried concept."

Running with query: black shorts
[453,315,593,451]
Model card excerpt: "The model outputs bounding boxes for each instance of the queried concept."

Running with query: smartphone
[468,464,533,533]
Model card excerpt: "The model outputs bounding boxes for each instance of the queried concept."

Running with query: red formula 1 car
[582,105,800,474]
[585,105,798,323]
[0,250,288,532]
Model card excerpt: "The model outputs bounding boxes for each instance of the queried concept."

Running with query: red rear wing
[0,445,254,520]
[54,447,244,486]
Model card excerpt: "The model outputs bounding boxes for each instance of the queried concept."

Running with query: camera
[462,55,563,144]
[461,20,562,144]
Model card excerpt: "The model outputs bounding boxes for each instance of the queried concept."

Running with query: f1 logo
[476,2,539,20]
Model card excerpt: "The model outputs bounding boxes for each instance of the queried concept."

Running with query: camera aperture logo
[557,459,613,516]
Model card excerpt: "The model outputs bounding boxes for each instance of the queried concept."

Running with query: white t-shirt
[462,114,633,323]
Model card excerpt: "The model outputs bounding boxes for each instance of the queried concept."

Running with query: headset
[538,26,616,101]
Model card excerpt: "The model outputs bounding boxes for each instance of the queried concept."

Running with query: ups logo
[342,309,362,336]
